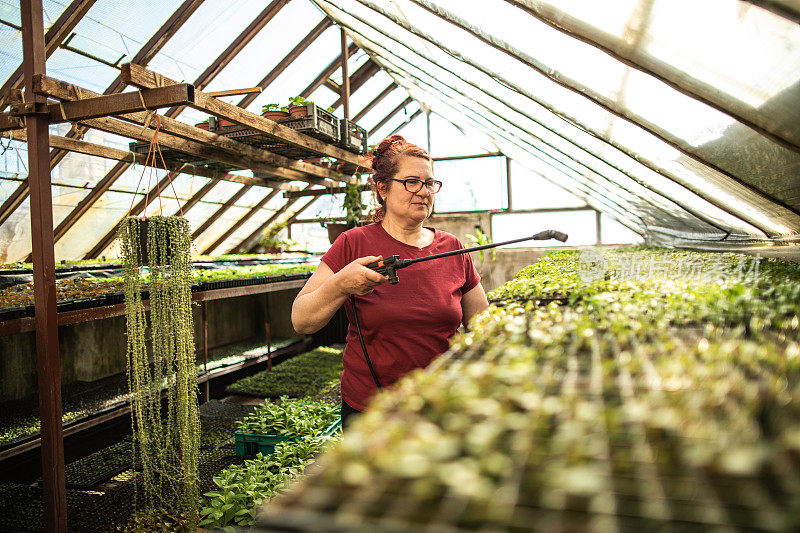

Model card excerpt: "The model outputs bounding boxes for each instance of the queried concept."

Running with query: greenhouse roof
[0,0,798,262]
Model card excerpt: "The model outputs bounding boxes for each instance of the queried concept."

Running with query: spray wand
[351,229,568,390]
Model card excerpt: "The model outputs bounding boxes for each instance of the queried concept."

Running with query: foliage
[465,227,495,262]
[342,183,367,227]
[262,103,281,113]
[0,263,316,310]
[236,397,339,437]
[114,507,195,532]
[257,247,800,530]
[258,215,295,250]
[226,346,343,398]
[288,96,312,107]
[199,434,337,529]
[118,215,200,528]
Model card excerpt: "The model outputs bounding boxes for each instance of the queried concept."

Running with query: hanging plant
[117,116,200,528]
[119,215,199,527]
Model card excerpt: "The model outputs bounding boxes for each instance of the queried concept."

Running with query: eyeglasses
[388,177,443,194]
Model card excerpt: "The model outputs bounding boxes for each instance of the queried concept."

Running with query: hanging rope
[127,112,184,217]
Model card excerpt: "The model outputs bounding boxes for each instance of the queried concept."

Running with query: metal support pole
[506,156,512,211]
[426,110,431,154]
[596,209,602,245]
[21,0,66,531]
[340,27,350,120]
[202,301,209,402]
[265,298,273,370]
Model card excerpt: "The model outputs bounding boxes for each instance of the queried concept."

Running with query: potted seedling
[194,118,210,130]
[327,183,367,243]
[262,103,289,121]
[288,96,313,117]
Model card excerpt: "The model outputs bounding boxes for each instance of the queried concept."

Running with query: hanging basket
[138,218,172,267]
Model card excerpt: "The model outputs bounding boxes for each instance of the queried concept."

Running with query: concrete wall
[0,288,302,402]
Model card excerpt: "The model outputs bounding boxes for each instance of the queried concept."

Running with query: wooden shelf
[0,278,307,337]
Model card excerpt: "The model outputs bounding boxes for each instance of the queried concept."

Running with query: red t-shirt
[321,223,481,410]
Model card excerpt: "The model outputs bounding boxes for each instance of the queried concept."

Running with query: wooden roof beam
[237,18,333,110]
[201,190,280,255]
[300,43,359,98]
[122,63,368,168]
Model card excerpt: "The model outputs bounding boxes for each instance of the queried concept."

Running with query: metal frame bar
[20,0,66,529]
[201,190,280,255]
[448,0,800,153]
[742,0,800,25]
[340,28,351,119]
[330,60,381,110]
[388,107,422,137]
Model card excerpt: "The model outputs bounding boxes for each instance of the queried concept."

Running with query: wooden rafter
[191,185,253,239]
[201,190,280,255]
[353,82,396,122]
[301,43,359,99]
[330,60,381,110]
[237,18,333,110]
[231,184,313,253]
[123,64,366,167]
[369,96,413,136]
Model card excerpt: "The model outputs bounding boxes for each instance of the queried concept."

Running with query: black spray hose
[350,294,382,389]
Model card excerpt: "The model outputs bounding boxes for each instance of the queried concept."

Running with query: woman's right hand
[335,256,388,296]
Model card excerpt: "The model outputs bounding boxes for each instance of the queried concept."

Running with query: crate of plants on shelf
[217,99,339,160]
[338,118,368,154]
[256,247,800,532]
[234,398,340,456]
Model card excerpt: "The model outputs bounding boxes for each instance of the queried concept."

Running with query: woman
[291,135,489,426]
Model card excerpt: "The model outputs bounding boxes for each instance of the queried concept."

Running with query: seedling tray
[234,417,341,456]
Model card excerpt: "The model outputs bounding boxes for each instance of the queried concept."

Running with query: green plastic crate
[235,417,342,456]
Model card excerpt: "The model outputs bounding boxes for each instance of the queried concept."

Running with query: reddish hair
[365,135,432,222]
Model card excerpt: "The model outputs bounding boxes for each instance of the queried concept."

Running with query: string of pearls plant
[118,215,200,527]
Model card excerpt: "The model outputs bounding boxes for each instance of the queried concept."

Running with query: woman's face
[378,156,436,225]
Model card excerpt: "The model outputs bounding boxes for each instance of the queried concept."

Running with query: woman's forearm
[291,274,349,334]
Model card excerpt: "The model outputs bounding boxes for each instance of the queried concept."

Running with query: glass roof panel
[192,205,250,253]
[433,156,507,212]
[0,0,72,89]
[0,197,30,262]
[56,190,143,259]
[509,160,587,211]
[243,26,342,114]
[147,0,266,85]
[202,1,327,96]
